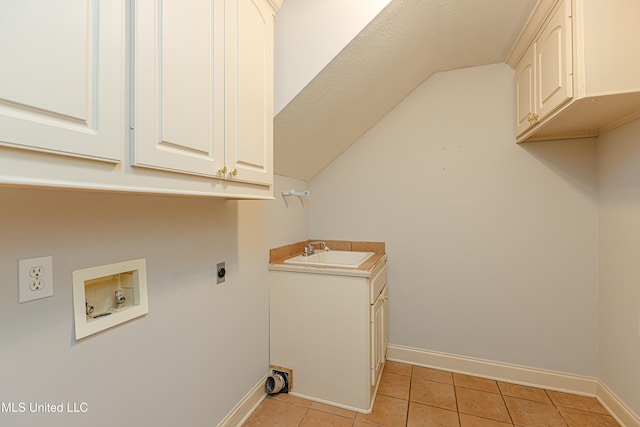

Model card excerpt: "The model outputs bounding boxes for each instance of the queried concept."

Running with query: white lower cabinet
[371,284,388,386]
[269,262,388,413]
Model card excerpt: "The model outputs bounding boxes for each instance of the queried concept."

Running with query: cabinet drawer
[370,265,387,304]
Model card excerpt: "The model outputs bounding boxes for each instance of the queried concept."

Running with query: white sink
[284,251,375,268]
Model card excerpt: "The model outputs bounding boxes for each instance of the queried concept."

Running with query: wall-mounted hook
[282,189,310,197]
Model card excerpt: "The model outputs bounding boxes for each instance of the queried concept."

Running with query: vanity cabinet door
[371,285,388,386]
[0,0,125,162]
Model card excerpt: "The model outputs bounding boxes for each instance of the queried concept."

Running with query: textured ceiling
[274,0,537,181]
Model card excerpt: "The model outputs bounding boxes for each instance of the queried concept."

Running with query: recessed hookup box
[72,258,149,340]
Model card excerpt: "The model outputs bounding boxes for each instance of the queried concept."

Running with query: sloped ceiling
[274,0,537,181]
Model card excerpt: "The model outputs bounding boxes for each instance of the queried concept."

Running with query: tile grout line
[298,406,307,427]
[452,378,461,427]
[496,382,517,426]
[409,365,414,426]
[544,389,566,426]
[405,365,413,427]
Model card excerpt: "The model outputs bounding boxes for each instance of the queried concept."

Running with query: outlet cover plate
[18,256,53,303]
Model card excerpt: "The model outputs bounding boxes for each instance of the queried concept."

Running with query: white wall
[267,175,310,248]
[597,119,640,416]
[0,174,307,427]
[309,63,600,376]
[274,0,390,114]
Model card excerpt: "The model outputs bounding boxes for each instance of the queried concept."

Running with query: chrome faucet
[304,241,330,256]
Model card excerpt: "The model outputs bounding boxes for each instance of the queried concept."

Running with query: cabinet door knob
[229,168,238,177]
[219,165,228,175]
[528,113,539,123]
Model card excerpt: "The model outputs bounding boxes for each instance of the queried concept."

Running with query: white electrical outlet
[18,256,53,303]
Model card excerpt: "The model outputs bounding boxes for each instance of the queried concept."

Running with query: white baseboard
[217,374,268,427]
[597,380,640,427]
[387,344,640,427]
[387,344,598,394]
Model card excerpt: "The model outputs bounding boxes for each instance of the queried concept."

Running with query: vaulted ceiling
[274,0,537,181]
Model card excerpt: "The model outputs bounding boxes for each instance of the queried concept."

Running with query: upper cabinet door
[515,44,535,137]
[225,0,274,186]
[133,0,226,178]
[0,0,124,162]
[535,0,573,119]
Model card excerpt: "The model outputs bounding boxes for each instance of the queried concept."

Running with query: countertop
[268,253,387,278]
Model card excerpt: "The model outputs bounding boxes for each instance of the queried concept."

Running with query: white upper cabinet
[0,0,278,199]
[515,45,535,137]
[514,0,572,138]
[133,0,274,187]
[534,1,572,120]
[225,0,274,186]
[509,0,640,142]
[133,0,226,178]
[0,0,125,161]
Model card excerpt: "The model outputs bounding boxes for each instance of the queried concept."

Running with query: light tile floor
[242,361,620,426]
